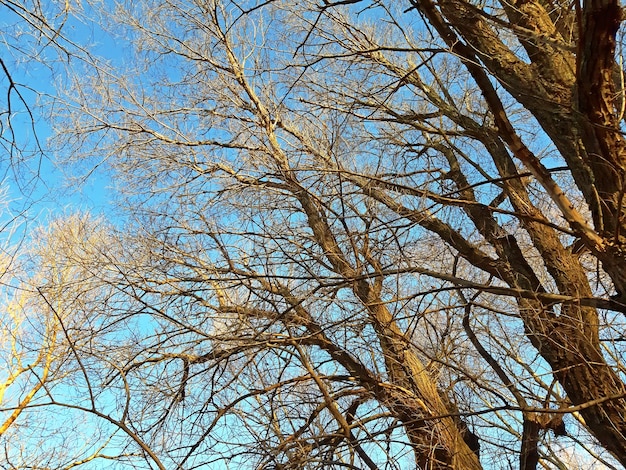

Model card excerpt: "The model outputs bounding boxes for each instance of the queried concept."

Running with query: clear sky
[0,7,132,467]
[0,1,126,231]
[1,2,622,469]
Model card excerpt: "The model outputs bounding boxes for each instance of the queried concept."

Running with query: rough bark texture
[295,182,482,468]
[408,0,626,465]
[26,0,626,467]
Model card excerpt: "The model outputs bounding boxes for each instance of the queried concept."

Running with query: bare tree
[0,215,171,469]
[24,0,626,468]
[0,0,70,167]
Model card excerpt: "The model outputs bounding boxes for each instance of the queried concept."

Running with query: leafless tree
[11,0,626,468]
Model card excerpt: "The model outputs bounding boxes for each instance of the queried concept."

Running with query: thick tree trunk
[405,0,626,463]
[531,313,626,461]
[294,177,482,468]
[365,299,482,469]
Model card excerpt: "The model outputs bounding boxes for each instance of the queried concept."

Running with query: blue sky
[0,7,135,467]
[0,2,125,229]
[1,2,622,469]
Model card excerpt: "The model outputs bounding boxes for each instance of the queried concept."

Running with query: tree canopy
[2,0,626,468]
